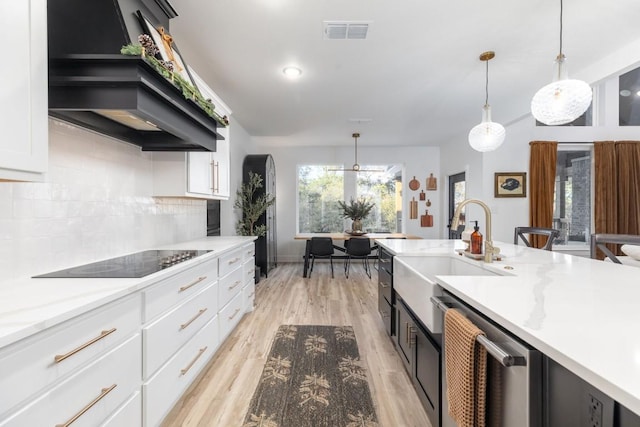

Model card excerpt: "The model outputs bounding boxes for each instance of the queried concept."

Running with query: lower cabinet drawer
[101,390,141,427]
[218,266,244,309]
[242,281,255,313]
[143,315,219,427]
[143,282,218,379]
[0,293,141,417]
[0,333,141,427]
[143,258,218,322]
[243,258,255,284]
[219,292,244,341]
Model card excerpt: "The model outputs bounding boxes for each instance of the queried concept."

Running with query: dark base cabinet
[377,248,394,336]
[396,296,441,427]
[544,357,640,427]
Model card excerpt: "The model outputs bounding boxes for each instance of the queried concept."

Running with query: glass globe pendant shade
[468,105,506,152]
[531,55,592,126]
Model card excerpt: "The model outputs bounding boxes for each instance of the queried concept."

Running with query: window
[297,165,402,233]
[553,145,593,247]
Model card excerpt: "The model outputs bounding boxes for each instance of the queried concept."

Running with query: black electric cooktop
[33,250,211,278]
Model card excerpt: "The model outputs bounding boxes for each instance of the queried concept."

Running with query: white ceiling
[170,0,640,147]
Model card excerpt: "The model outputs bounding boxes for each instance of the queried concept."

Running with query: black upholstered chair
[590,233,640,263]
[308,237,336,278]
[514,227,560,251]
[344,238,373,279]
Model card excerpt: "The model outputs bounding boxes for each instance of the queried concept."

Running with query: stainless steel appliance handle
[431,296,526,367]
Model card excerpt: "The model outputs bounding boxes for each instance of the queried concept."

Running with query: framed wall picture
[136,11,195,86]
[494,172,527,198]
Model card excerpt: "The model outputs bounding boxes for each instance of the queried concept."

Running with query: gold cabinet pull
[380,281,390,288]
[180,308,208,331]
[215,161,220,193]
[228,257,240,265]
[179,276,207,293]
[210,160,216,193]
[228,280,241,290]
[228,308,241,320]
[55,384,117,427]
[408,326,417,348]
[180,347,208,376]
[54,328,117,363]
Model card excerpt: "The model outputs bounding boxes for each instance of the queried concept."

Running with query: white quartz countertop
[378,239,640,416]
[0,236,255,349]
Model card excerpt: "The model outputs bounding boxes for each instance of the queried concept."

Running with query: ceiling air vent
[323,21,370,40]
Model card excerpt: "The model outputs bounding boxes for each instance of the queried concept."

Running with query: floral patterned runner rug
[242,325,379,427]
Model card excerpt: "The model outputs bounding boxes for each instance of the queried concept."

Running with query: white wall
[252,144,441,262]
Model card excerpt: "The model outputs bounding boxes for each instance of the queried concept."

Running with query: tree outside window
[297,165,402,233]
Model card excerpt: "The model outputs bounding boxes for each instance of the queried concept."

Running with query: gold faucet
[451,198,500,263]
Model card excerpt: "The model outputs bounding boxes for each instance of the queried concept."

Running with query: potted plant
[234,171,276,237]
[338,197,375,232]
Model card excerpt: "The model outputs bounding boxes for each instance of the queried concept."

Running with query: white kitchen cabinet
[152,69,231,200]
[0,0,48,181]
[0,333,142,427]
[143,315,219,427]
[0,293,141,417]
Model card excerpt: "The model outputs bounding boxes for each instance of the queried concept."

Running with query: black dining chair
[344,238,373,279]
[514,227,560,251]
[308,237,336,278]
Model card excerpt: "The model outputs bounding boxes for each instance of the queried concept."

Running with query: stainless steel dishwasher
[432,291,542,427]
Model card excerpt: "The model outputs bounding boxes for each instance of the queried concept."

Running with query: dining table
[295,232,421,277]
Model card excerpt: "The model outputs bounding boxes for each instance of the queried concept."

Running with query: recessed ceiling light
[283,66,302,78]
[620,89,632,97]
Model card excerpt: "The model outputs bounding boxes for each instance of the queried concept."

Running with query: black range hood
[48,0,222,152]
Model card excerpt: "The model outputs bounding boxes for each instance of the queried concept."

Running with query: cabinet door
[414,325,440,427]
[0,0,48,181]
[395,298,413,374]
[187,152,214,196]
[210,130,230,199]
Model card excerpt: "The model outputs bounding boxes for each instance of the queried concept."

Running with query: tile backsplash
[0,119,206,281]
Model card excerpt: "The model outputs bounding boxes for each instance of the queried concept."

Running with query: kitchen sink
[394,256,504,333]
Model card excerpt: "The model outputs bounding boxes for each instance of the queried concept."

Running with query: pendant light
[328,133,384,172]
[530,0,592,126]
[468,51,505,152]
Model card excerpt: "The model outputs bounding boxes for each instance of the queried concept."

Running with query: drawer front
[219,292,244,341]
[242,281,255,313]
[101,390,141,427]
[218,266,244,309]
[243,257,255,285]
[0,294,141,417]
[379,247,394,274]
[242,243,255,262]
[144,258,217,322]
[378,267,393,305]
[143,282,218,379]
[218,247,243,278]
[1,334,141,427]
[143,315,219,427]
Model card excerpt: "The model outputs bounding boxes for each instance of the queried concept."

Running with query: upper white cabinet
[153,68,231,200]
[0,0,48,181]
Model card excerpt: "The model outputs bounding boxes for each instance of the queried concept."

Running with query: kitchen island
[376,238,640,422]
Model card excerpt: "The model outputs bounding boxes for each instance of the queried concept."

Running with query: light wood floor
[162,262,431,427]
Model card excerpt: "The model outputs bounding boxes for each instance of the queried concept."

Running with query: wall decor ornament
[494,172,527,198]
[426,173,437,191]
[409,176,420,191]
